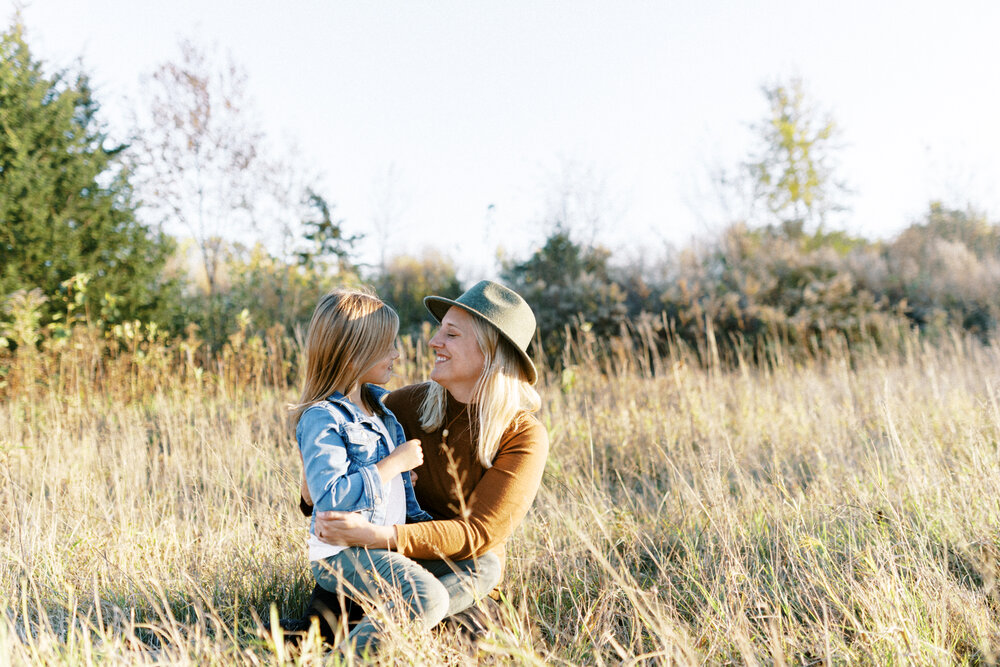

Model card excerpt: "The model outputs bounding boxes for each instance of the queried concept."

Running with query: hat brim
[424,296,538,385]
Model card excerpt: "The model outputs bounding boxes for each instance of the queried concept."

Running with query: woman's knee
[407,570,450,627]
[476,551,503,589]
[361,554,450,626]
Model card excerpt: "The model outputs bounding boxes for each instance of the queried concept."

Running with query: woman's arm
[313,417,549,559]
[394,419,548,560]
[311,510,397,548]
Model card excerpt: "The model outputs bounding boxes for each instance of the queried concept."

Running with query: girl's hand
[314,511,396,548]
[388,438,424,472]
[375,438,423,483]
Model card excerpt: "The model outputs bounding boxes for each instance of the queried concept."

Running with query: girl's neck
[348,384,374,416]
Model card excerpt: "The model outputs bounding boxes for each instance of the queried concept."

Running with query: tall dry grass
[2,318,999,664]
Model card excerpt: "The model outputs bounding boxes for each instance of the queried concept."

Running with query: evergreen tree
[501,228,626,357]
[0,18,171,323]
[296,189,361,276]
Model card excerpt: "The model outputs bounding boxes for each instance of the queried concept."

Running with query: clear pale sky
[6,1,1000,278]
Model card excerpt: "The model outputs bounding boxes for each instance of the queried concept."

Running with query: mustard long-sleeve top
[384,383,549,567]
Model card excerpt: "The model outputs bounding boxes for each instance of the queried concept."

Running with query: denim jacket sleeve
[297,405,385,513]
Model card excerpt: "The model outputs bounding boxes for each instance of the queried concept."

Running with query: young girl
[290,288,447,653]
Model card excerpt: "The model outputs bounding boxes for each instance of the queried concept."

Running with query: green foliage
[157,241,359,351]
[371,251,463,335]
[502,229,627,357]
[901,201,1000,259]
[294,189,361,275]
[861,202,1000,339]
[744,77,848,234]
[0,287,47,349]
[0,18,172,324]
[228,243,356,336]
[607,202,1000,364]
[648,224,901,362]
[5,28,996,373]
[489,200,1000,370]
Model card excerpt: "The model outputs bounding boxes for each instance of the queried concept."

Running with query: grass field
[2,325,999,664]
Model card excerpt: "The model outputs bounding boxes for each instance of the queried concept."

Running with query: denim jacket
[297,385,433,537]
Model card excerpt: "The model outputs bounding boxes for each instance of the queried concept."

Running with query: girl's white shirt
[372,412,408,528]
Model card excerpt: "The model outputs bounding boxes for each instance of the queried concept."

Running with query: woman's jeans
[310,548,502,653]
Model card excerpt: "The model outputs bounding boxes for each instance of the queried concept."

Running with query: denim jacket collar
[324,384,391,418]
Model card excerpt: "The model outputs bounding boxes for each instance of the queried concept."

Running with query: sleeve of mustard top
[393,417,549,561]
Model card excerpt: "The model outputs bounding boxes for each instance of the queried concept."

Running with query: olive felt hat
[424,280,538,384]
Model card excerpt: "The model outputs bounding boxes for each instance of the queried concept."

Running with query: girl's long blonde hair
[418,310,540,468]
[290,288,399,425]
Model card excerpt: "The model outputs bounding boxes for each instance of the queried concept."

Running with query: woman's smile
[428,307,485,402]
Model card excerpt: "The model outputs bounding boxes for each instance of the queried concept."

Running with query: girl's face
[357,343,400,386]
[428,306,486,402]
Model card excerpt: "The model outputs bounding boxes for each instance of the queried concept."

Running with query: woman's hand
[314,510,397,549]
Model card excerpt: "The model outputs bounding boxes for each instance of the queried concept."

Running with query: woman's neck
[444,382,475,405]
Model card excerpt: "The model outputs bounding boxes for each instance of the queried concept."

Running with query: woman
[294,280,549,646]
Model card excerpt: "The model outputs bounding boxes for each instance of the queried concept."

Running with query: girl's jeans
[310,547,502,654]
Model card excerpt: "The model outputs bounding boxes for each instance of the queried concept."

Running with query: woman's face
[428,307,486,402]
[357,343,400,386]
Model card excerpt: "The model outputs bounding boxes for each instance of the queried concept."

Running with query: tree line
[3,16,999,369]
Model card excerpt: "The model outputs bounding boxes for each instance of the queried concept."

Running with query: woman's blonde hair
[290,288,399,425]
[418,310,540,468]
